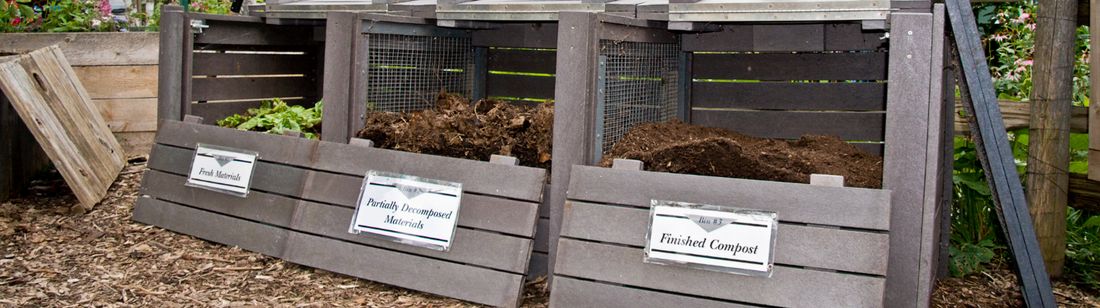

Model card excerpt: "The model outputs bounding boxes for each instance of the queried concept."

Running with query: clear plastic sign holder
[185,143,260,198]
[349,170,463,252]
[644,199,778,277]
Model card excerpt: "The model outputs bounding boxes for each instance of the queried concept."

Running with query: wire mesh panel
[598,40,681,154]
[365,33,474,112]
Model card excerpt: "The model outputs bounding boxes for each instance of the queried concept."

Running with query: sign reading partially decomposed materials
[644,200,778,277]
[349,171,463,251]
[185,144,258,197]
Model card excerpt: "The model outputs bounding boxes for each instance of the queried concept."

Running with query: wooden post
[1089,0,1100,181]
[156,5,186,121]
[321,11,357,143]
[1028,0,1078,277]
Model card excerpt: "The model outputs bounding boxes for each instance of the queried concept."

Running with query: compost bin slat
[283,232,524,307]
[188,99,314,126]
[486,73,556,100]
[488,49,557,75]
[472,23,559,49]
[133,197,290,258]
[74,66,159,100]
[566,165,890,230]
[146,143,541,238]
[560,201,889,275]
[191,53,316,76]
[554,238,886,307]
[0,33,160,66]
[690,109,886,141]
[152,120,546,202]
[139,169,535,273]
[193,20,314,46]
[692,52,888,81]
[692,82,887,111]
[190,76,317,101]
[550,276,756,308]
[534,218,549,253]
[681,23,885,53]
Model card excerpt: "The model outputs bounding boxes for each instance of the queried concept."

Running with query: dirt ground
[1,159,1099,307]
[356,91,553,171]
[598,120,884,189]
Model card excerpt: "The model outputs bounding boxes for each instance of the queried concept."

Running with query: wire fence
[365,33,474,112]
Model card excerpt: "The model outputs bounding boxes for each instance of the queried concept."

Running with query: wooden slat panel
[147,143,541,237]
[559,201,889,275]
[0,33,159,66]
[132,197,289,258]
[488,49,557,74]
[472,23,559,49]
[692,52,887,81]
[854,143,885,157]
[73,65,158,99]
[753,24,824,52]
[486,74,555,100]
[550,277,755,308]
[682,24,887,52]
[0,46,125,210]
[189,101,259,124]
[192,53,315,75]
[566,165,891,230]
[193,20,314,46]
[825,23,889,51]
[534,218,549,253]
[681,25,753,52]
[527,252,548,280]
[692,82,887,111]
[555,238,885,307]
[152,120,546,202]
[116,131,155,157]
[190,76,317,101]
[283,232,524,308]
[93,98,157,133]
[690,109,886,141]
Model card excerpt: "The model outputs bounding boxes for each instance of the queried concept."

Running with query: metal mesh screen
[598,40,681,153]
[365,33,474,112]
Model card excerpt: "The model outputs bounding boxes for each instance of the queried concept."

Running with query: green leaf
[1083,216,1100,229]
[1070,133,1089,151]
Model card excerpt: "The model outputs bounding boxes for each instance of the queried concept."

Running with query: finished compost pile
[356,90,553,170]
[598,120,883,188]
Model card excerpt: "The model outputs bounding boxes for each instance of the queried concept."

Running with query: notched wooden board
[0,45,124,210]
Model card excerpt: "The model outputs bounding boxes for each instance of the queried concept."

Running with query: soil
[356,91,553,171]
[598,120,884,189]
[0,159,1097,307]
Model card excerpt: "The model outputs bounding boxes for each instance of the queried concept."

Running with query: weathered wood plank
[566,165,891,230]
[528,252,548,280]
[560,201,890,275]
[825,23,889,51]
[0,33,159,66]
[690,109,886,141]
[147,143,542,237]
[955,99,1089,135]
[73,65,158,99]
[682,23,886,52]
[534,218,549,253]
[554,238,885,307]
[918,6,950,305]
[488,49,557,74]
[115,131,155,157]
[152,120,546,202]
[190,76,317,101]
[473,23,559,48]
[141,169,534,274]
[191,53,316,76]
[193,19,315,46]
[550,277,755,308]
[692,52,888,81]
[0,46,125,210]
[93,98,158,133]
[188,101,259,125]
[284,232,525,307]
[486,74,556,100]
[132,197,290,259]
[692,82,887,111]
[883,13,934,306]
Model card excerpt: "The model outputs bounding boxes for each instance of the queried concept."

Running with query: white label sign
[185,144,258,197]
[349,171,462,251]
[644,200,777,277]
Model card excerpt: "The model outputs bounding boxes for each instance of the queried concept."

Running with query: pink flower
[99,0,111,16]
[11,18,20,26]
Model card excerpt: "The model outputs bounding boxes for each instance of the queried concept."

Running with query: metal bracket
[190,19,209,34]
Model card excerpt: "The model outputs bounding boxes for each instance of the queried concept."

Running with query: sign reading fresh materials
[185,144,258,197]
[349,171,462,251]
[644,200,778,277]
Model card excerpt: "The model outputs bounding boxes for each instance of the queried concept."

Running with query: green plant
[40,0,121,32]
[217,98,323,139]
[1,0,38,32]
[1066,208,1100,290]
[188,0,231,15]
[949,137,1005,276]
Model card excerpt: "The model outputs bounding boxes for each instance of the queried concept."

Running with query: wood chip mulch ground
[1,158,1097,307]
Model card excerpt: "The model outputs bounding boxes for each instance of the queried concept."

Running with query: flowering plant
[38,0,124,32]
[0,0,37,32]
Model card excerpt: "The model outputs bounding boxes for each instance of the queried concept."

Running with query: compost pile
[597,120,884,189]
[356,91,553,170]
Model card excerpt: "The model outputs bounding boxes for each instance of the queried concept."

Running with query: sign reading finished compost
[645,200,778,277]
[349,171,462,251]
[185,144,258,197]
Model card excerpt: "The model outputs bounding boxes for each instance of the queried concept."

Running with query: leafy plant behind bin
[949,137,1004,277]
[217,98,323,140]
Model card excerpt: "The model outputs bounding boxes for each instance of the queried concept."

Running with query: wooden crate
[549,8,953,307]
[134,119,545,307]
[323,12,560,278]
[157,7,323,125]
